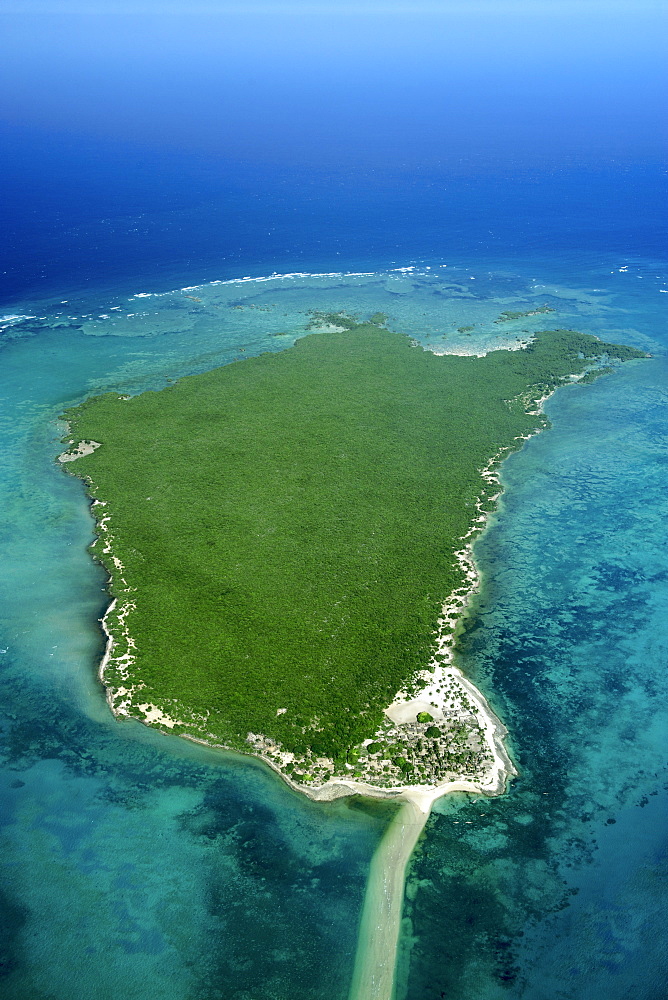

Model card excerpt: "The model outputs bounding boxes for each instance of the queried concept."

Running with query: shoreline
[89,491,516,810]
[181,665,515,811]
[66,358,570,1000]
[62,336,609,810]
[82,392,523,811]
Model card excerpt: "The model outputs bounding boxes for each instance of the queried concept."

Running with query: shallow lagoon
[1,263,666,998]
[401,349,668,999]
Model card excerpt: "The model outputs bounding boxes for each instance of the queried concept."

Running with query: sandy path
[348,796,430,1000]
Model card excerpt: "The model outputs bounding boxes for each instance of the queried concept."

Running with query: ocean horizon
[1,2,666,998]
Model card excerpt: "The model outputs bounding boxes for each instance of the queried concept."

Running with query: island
[494,305,556,322]
[59,318,644,801]
[59,317,645,999]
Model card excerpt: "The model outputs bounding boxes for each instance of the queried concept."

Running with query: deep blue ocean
[1,3,667,998]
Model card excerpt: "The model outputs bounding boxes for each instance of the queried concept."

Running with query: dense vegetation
[63,322,644,760]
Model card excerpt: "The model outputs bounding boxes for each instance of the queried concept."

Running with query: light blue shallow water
[401,341,668,999]
[0,286,398,999]
[2,4,666,996]
[1,260,666,999]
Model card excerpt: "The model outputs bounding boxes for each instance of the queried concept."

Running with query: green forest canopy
[63,323,645,759]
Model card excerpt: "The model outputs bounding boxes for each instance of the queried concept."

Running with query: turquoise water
[0,283,399,999]
[1,262,666,998]
[400,276,668,998]
[3,4,666,995]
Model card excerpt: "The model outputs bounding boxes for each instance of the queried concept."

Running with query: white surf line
[348,793,431,1000]
[126,264,447,301]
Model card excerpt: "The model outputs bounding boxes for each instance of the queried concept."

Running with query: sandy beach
[348,797,430,1000]
[62,354,564,1000]
[57,439,101,462]
[57,340,612,1000]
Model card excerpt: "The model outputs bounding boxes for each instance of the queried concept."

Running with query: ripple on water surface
[400,353,668,1000]
[0,265,665,999]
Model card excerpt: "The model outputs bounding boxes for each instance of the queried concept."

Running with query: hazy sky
[1,1,665,168]
[1,0,665,298]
